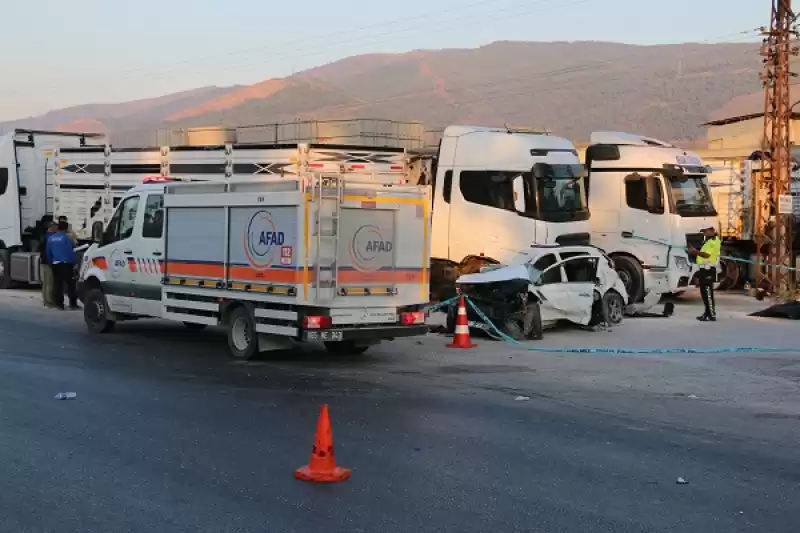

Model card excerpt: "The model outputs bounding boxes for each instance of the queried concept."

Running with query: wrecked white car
[449,245,630,340]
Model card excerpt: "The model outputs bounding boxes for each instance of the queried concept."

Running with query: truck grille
[685,233,704,263]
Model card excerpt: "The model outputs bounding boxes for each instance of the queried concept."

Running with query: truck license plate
[321,330,344,341]
[308,330,344,341]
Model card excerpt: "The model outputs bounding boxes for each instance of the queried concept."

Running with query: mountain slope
[1,40,762,144]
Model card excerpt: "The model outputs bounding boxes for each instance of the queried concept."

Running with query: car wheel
[324,341,370,355]
[83,289,116,333]
[227,306,259,360]
[612,256,644,302]
[504,301,543,341]
[445,304,457,334]
[603,290,625,326]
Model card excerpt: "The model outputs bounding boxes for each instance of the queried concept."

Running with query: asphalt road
[0,294,798,532]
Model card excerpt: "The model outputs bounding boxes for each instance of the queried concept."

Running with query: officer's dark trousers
[52,263,77,309]
[697,268,716,317]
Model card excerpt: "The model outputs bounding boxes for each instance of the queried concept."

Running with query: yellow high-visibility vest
[696,236,721,265]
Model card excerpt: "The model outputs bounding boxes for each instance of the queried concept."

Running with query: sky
[0,0,765,121]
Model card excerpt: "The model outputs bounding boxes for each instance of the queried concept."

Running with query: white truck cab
[428,125,589,299]
[585,132,719,301]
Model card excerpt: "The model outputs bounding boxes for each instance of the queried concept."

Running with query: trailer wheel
[0,249,12,289]
[227,306,259,360]
[324,341,370,356]
[612,255,644,302]
[83,289,116,333]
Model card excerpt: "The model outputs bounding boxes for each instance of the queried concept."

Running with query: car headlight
[674,256,690,271]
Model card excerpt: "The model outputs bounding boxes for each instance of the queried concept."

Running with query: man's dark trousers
[698,268,716,318]
[52,263,77,309]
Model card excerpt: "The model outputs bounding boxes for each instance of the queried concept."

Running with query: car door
[132,192,166,316]
[528,253,567,323]
[95,194,141,315]
[532,252,596,324]
[555,252,599,324]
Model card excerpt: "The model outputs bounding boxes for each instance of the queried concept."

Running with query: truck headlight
[674,256,690,271]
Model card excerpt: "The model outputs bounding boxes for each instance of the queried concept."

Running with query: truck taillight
[302,315,332,329]
[400,311,425,326]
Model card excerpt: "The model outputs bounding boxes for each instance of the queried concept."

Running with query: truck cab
[428,125,590,299]
[585,132,718,301]
[0,130,107,288]
[78,180,168,317]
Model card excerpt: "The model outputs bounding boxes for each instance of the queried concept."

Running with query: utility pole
[757,0,797,294]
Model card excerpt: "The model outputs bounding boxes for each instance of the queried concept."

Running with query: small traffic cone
[447,296,477,349]
[294,404,351,483]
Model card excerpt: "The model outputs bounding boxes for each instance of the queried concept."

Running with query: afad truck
[79,174,430,359]
[584,132,719,301]
[0,128,411,289]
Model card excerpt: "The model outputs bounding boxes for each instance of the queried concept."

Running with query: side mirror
[645,176,663,213]
[512,175,526,212]
[91,221,104,244]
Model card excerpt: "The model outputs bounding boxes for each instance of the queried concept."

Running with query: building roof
[704,112,800,127]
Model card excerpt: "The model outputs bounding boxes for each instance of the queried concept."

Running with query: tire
[0,249,12,289]
[183,322,207,331]
[716,258,740,291]
[83,288,116,333]
[324,341,370,356]
[226,306,259,360]
[504,301,543,341]
[612,255,644,302]
[445,305,457,334]
[602,290,625,326]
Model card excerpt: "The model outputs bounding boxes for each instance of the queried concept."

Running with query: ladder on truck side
[313,174,343,301]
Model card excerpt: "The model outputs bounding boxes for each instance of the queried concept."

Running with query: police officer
[689,226,721,321]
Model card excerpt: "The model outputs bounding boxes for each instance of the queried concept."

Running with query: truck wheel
[603,290,625,326]
[183,322,207,331]
[227,306,259,360]
[717,258,740,291]
[83,289,116,333]
[324,341,370,356]
[612,256,644,302]
[0,249,12,289]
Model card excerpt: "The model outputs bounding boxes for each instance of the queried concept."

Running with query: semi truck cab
[586,132,719,301]
[427,125,590,299]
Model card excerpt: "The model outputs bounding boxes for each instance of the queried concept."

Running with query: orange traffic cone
[447,296,477,349]
[294,404,352,483]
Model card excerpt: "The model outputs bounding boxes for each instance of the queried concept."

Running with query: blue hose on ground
[460,297,800,355]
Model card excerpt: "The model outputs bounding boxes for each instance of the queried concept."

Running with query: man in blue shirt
[47,221,79,310]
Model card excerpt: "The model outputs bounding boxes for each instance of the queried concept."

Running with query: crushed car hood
[456,265,531,285]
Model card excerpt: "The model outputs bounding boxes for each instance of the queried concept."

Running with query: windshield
[532,164,588,222]
[668,175,717,217]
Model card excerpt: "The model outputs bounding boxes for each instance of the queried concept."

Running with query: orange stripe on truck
[165,262,225,278]
[163,262,425,285]
[228,266,306,284]
[338,269,424,285]
[92,257,108,270]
